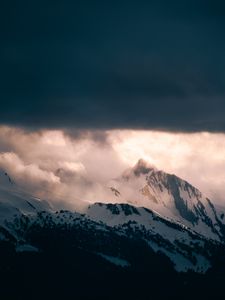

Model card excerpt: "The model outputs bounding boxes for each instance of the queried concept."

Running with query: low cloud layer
[110,130,225,204]
[0,126,127,209]
[0,126,225,208]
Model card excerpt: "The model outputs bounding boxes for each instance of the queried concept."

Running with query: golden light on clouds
[109,130,225,170]
[109,130,225,203]
[0,126,225,207]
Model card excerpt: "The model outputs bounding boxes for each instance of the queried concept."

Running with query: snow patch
[16,244,39,253]
[97,253,130,267]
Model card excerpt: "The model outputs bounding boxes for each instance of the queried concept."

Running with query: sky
[1,1,225,208]
[1,0,225,131]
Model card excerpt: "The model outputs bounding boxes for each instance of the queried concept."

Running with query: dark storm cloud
[1,0,225,132]
[64,129,110,146]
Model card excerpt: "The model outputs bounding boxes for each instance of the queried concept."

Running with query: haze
[0,126,224,209]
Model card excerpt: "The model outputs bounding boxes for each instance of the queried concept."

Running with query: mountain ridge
[0,162,225,274]
[108,159,225,241]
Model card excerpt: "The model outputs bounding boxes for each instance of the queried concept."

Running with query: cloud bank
[0,126,127,209]
[0,126,225,208]
[1,1,225,132]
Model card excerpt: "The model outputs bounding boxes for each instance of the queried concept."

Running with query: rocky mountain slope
[108,159,225,241]
[1,165,225,299]
[0,163,225,275]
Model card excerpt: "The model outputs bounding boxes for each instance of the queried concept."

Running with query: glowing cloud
[0,126,225,207]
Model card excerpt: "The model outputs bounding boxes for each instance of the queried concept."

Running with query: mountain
[87,202,218,272]
[1,165,225,299]
[1,200,217,273]
[108,159,225,241]
[0,166,222,273]
[0,170,52,240]
[0,170,51,213]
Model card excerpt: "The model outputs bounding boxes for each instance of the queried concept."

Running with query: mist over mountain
[1,126,225,212]
[1,159,225,299]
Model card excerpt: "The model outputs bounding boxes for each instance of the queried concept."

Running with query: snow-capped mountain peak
[122,159,156,180]
[109,159,225,241]
[0,161,225,275]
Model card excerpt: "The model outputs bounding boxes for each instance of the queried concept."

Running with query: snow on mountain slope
[0,166,224,273]
[86,202,215,272]
[0,170,52,240]
[86,203,197,245]
[0,202,216,273]
[0,169,14,185]
[108,159,225,241]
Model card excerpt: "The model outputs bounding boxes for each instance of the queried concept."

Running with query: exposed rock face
[109,160,225,241]
[0,161,225,274]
